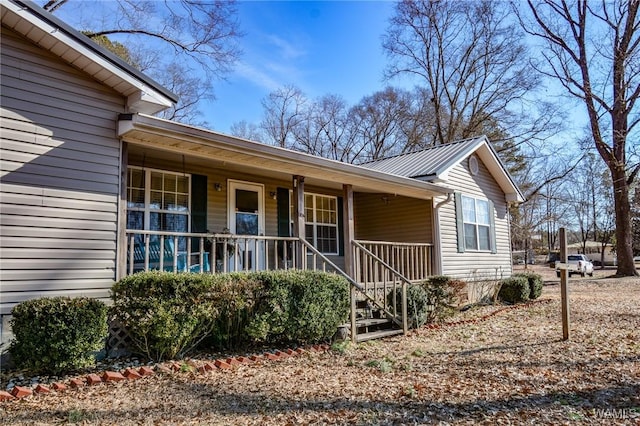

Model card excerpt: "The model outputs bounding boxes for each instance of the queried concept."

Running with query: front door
[228,180,265,270]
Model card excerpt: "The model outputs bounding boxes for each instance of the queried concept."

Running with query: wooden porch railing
[354,240,433,283]
[351,240,413,337]
[125,230,300,275]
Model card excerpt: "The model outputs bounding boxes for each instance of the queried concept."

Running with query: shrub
[498,276,530,303]
[246,270,350,343]
[386,284,430,329]
[111,270,349,358]
[423,276,466,322]
[9,297,108,374]
[513,272,543,300]
[111,271,221,361]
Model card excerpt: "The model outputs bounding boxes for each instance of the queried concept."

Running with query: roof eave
[3,0,177,114]
[118,114,452,199]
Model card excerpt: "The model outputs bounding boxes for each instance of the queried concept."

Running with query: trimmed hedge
[111,270,350,360]
[112,271,229,360]
[513,272,543,300]
[498,276,530,303]
[9,297,108,374]
[246,270,350,343]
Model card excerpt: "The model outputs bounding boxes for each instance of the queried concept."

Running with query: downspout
[433,192,454,276]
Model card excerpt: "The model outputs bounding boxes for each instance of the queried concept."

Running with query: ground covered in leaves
[1,266,639,425]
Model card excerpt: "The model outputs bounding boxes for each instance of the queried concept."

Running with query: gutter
[433,192,454,275]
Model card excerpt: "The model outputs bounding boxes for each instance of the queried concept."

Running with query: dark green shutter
[454,192,465,253]
[337,196,344,256]
[277,187,290,237]
[191,174,207,251]
[489,199,497,254]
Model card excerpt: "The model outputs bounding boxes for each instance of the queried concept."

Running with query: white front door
[227,180,265,270]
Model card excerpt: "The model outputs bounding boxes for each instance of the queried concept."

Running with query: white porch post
[293,175,305,268]
[343,184,357,342]
[116,142,128,281]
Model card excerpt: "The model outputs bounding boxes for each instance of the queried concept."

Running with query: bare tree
[230,120,264,142]
[291,94,358,162]
[260,85,307,149]
[348,87,413,162]
[43,0,242,125]
[521,0,640,276]
[383,0,557,147]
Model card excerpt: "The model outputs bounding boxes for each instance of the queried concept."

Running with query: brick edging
[0,344,331,402]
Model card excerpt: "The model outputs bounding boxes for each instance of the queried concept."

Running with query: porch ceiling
[118,114,451,200]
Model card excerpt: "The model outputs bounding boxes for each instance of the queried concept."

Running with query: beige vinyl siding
[0,27,125,314]
[354,193,433,244]
[438,157,512,281]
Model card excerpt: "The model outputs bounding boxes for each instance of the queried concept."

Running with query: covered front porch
[117,113,450,341]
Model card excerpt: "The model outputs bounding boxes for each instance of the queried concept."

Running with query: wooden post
[560,227,570,340]
[116,142,128,281]
[342,185,356,342]
[292,175,305,268]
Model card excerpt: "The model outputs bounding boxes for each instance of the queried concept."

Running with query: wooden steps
[356,328,403,342]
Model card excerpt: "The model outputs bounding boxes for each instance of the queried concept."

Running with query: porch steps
[341,297,404,342]
[356,328,404,343]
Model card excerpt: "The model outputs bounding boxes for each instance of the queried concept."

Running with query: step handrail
[352,240,410,335]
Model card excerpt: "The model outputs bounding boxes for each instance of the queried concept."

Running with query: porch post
[293,175,305,268]
[342,184,357,343]
[116,141,128,281]
[342,184,355,278]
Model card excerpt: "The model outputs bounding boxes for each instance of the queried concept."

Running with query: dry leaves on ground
[1,266,639,425]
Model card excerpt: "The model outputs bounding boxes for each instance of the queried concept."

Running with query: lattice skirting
[106,316,132,358]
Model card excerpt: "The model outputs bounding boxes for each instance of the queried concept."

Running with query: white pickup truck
[556,254,594,278]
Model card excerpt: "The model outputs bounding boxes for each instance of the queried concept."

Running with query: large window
[127,167,190,247]
[461,195,491,251]
[304,193,338,254]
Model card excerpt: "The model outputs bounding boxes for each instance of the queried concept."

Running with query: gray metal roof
[361,136,486,179]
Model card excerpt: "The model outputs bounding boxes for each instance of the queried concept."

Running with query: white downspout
[433,192,454,276]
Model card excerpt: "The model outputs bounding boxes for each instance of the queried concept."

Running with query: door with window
[227,180,265,270]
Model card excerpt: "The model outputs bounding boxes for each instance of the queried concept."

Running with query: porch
[117,113,448,342]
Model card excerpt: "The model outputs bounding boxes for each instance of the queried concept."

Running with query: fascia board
[4,0,176,113]
[118,114,453,198]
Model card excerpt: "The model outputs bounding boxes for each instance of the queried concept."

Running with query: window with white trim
[127,167,190,247]
[303,193,339,254]
[461,195,491,251]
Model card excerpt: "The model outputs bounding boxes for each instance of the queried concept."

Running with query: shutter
[337,196,344,256]
[191,174,207,251]
[489,199,497,254]
[454,192,465,253]
[277,187,290,237]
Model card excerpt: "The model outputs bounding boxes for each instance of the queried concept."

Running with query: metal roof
[362,136,525,203]
[362,137,486,179]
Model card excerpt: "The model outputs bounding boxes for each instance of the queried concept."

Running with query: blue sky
[207,1,399,133]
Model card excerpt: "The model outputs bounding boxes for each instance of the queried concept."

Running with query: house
[0,0,524,344]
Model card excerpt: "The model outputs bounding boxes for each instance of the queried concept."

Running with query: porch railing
[354,240,433,283]
[125,230,300,275]
[351,240,412,336]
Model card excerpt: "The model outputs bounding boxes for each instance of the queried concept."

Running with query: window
[462,196,491,251]
[127,167,190,248]
[456,194,494,252]
[303,193,338,254]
